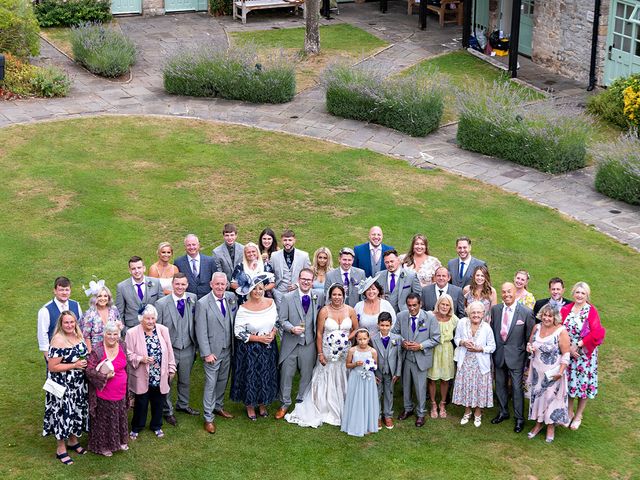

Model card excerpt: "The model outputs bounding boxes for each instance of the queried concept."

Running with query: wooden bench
[233,0,303,24]
[407,0,463,28]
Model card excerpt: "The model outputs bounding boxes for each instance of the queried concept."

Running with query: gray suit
[270,248,311,306]
[278,289,325,408]
[371,332,403,418]
[447,256,486,288]
[115,276,164,334]
[378,268,422,313]
[392,310,440,417]
[195,291,238,423]
[156,293,198,415]
[212,242,244,284]
[421,283,466,319]
[323,267,366,307]
[491,302,534,421]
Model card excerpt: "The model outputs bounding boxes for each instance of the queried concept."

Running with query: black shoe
[164,415,177,426]
[398,410,414,421]
[514,420,525,433]
[176,406,200,416]
[491,414,510,424]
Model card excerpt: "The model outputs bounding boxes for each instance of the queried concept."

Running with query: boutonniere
[146,280,153,288]
[399,271,406,280]
[186,297,192,305]
[228,297,237,306]
[311,293,318,302]
[418,319,426,329]
[391,339,398,347]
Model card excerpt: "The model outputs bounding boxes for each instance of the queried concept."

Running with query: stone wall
[144,0,165,15]
[531,0,610,86]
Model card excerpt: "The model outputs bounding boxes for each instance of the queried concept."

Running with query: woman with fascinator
[286,283,359,428]
[80,280,121,354]
[353,275,396,336]
[231,273,280,420]
[85,320,129,456]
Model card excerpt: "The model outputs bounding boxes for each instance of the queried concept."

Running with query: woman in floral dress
[560,282,605,430]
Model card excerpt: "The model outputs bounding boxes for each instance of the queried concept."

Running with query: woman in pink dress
[86,321,129,456]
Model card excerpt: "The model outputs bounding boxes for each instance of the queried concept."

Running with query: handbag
[43,378,66,399]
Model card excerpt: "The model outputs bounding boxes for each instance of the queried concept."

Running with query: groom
[275,269,324,419]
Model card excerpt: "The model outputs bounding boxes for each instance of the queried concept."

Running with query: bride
[285,284,359,427]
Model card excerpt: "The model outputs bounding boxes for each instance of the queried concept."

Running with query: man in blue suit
[353,226,394,278]
[175,234,221,299]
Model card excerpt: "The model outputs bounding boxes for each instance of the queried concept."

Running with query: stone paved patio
[3,2,639,251]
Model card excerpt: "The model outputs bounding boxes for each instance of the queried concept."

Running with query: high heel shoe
[546,435,555,443]
[439,401,447,419]
[430,402,438,419]
[246,408,257,421]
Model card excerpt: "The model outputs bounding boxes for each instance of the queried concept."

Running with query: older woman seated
[526,304,570,443]
[452,301,495,427]
[125,305,176,439]
[86,321,129,456]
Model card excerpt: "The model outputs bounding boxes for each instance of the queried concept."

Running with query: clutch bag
[43,378,66,399]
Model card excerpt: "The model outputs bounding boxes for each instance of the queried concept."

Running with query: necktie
[459,261,465,279]
[135,283,144,301]
[218,298,226,317]
[177,298,185,317]
[302,295,310,314]
[373,248,380,264]
[343,272,349,287]
[60,303,68,312]
[381,336,390,349]
[439,289,444,297]
[501,306,510,341]
[191,258,198,277]
[390,272,396,293]
[411,316,416,333]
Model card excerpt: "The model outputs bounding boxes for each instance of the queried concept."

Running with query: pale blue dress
[340,349,379,437]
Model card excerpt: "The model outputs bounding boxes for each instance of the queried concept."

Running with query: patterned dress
[564,305,599,399]
[405,255,442,287]
[146,331,162,388]
[464,291,492,323]
[452,324,493,408]
[43,342,89,440]
[528,326,569,425]
[516,292,536,310]
[427,316,458,381]
[81,306,121,350]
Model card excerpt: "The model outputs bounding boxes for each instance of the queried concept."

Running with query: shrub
[163,45,296,104]
[70,22,136,77]
[209,0,232,16]
[587,74,640,130]
[0,0,40,58]
[34,0,111,27]
[0,53,71,97]
[456,82,591,173]
[323,63,445,137]
[593,131,640,205]
[30,65,71,97]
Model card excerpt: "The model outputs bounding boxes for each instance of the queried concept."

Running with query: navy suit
[353,242,394,278]
[175,254,221,299]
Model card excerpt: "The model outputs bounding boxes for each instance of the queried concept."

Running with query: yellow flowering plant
[623,77,640,129]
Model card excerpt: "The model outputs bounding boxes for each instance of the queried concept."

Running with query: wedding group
[37,224,606,465]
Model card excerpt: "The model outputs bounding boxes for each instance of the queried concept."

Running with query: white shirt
[37,298,83,352]
[131,277,146,296]
[435,284,449,298]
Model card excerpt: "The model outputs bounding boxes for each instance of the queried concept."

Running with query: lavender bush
[594,131,640,205]
[323,63,445,137]
[456,82,591,173]
[163,45,296,104]
[70,22,135,77]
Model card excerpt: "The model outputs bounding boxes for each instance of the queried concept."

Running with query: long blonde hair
[312,247,334,275]
[52,311,83,340]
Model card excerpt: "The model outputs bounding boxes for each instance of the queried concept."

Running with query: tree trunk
[304,0,321,55]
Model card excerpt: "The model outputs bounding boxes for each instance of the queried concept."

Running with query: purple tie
[343,272,349,286]
[382,336,390,349]
[302,295,310,314]
[177,299,185,317]
[411,316,417,333]
[218,298,226,317]
[136,283,144,301]
[390,272,396,293]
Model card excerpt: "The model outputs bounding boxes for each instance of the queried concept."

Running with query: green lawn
[406,51,544,124]
[229,24,388,91]
[0,117,638,480]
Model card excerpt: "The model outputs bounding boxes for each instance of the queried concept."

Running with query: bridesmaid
[514,270,536,310]
[311,247,333,295]
[149,242,179,295]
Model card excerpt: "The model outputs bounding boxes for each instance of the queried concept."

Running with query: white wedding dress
[285,316,352,428]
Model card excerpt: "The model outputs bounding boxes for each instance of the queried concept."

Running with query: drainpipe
[587,0,602,91]
[508,0,522,78]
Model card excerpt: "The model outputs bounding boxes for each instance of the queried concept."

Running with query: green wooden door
[165,0,207,12]
[111,0,141,14]
[472,0,490,33]
[518,0,534,56]
[604,0,640,85]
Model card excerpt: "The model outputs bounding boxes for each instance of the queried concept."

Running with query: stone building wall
[143,0,165,15]
[531,0,610,86]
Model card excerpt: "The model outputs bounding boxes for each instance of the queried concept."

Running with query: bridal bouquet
[327,331,349,362]
[360,358,378,379]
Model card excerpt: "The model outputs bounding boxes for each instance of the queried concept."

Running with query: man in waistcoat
[37,276,83,358]
[270,229,311,307]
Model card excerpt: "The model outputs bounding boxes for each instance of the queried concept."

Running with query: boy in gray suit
[371,312,402,429]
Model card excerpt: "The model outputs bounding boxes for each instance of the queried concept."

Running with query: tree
[304,0,320,55]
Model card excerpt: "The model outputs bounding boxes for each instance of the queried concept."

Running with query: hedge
[34,0,111,28]
[594,131,640,205]
[71,22,135,77]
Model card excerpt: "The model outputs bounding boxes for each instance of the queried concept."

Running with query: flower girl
[341,328,379,436]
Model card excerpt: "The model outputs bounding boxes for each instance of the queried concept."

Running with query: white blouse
[234,301,279,343]
[354,299,396,335]
[453,318,496,375]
